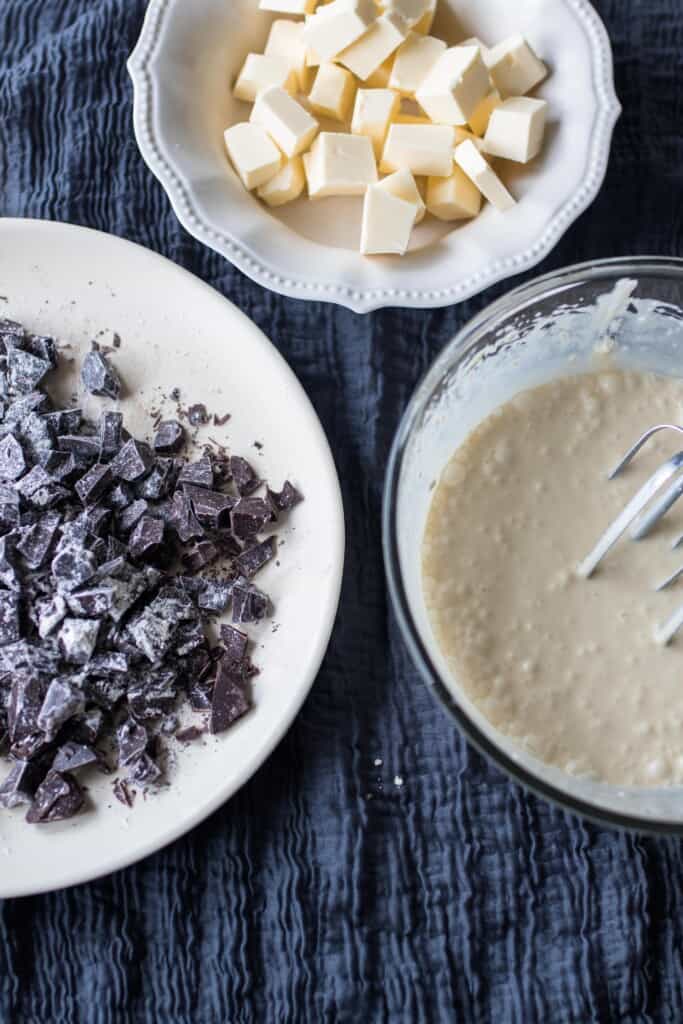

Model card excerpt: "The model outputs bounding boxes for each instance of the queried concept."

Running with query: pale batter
[422,371,683,786]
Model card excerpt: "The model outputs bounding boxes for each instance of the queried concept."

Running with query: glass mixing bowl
[383,257,683,832]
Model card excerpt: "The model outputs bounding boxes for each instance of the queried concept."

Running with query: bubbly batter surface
[422,371,683,786]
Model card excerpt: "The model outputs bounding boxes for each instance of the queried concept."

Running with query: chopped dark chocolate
[177,454,213,489]
[26,770,84,823]
[75,463,112,505]
[8,347,51,394]
[81,349,121,399]
[188,403,208,426]
[112,777,135,807]
[220,624,249,663]
[0,433,26,480]
[128,515,164,560]
[231,497,274,541]
[110,439,153,482]
[230,455,260,496]
[52,742,100,774]
[154,420,185,454]
[236,537,275,579]
[232,578,269,624]
[0,324,302,824]
[210,656,250,734]
[267,480,302,512]
[99,411,124,457]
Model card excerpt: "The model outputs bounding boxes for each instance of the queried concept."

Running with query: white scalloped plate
[128,0,620,313]
[0,219,344,897]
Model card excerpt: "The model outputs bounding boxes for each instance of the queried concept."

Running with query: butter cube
[377,168,425,222]
[360,184,416,254]
[257,157,306,206]
[416,46,490,125]
[487,35,547,98]
[303,0,377,63]
[468,90,501,136]
[259,0,316,11]
[389,33,446,96]
[412,0,436,35]
[380,123,454,176]
[250,86,319,157]
[224,122,282,190]
[309,63,357,121]
[426,165,481,220]
[304,132,378,196]
[454,139,515,211]
[483,96,547,162]
[381,0,428,27]
[338,12,408,80]
[365,57,395,87]
[351,88,400,157]
[265,20,312,93]
[233,54,297,103]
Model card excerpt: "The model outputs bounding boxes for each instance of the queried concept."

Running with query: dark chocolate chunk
[126,752,161,786]
[40,451,78,483]
[110,439,153,482]
[135,459,175,500]
[220,624,248,663]
[99,411,123,457]
[26,770,84,823]
[176,725,205,743]
[167,492,203,543]
[0,760,41,809]
[117,718,149,766]
[174,619,206,657]
[197,579,233,614]
[188,403,208,426]
[75,463,112,505]
[232,578,269,624]
[0,433,25,481]
[52,742,100,773]
[177,454,213,489]
[118,498,148,533]
[37,678,85,740]
[0,535,19,591]
[81,349,121,399]
[112,777,135,807]
[128,669,177,720]
[154,420,185,454]
[35,594,68,638]
[128,515,164,560]
[58,618,100,664]
[58,434,100,459]
[231,497,274,541]
[107,481,133,510]
[210,656,250,734]
[0,318,25,346]
[8,673,47,747]
[51,545,96,593]
[267,480,302,512]
[0,483,20,530]
[8,348,51,393]
[87,651,129,675]
[0,591,20,646]
[66,587,113,617]
[16,510,60,570]
[183,484,234,529]
[182,540,220,574]
[43,408,82,435]
[236,537,275,579]
[230,455,260,496]
[25,333,57,369]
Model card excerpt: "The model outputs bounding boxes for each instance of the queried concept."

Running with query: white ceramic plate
[128,0,620,313]
[0,218,344,897]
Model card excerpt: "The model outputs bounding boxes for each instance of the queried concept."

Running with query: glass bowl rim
[382,255,683,834]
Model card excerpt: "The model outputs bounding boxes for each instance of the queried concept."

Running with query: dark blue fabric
[1,1,683,1020]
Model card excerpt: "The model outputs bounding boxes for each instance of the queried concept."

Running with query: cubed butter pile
[226,0,550,256]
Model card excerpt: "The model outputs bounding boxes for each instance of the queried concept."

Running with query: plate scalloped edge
[127,0,622,314]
